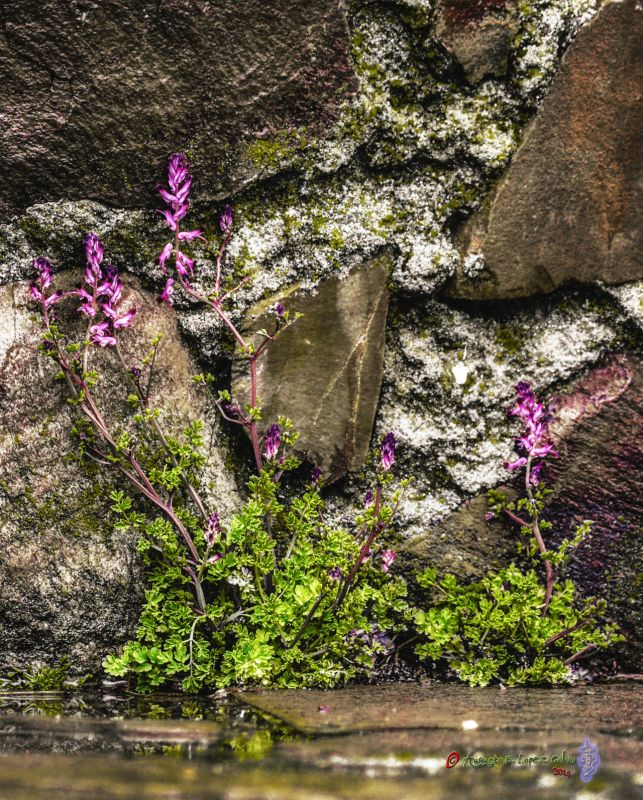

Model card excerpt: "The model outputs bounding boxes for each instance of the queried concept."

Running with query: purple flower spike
[328,566,342,581]
[505,382,559,477]
[311,465,322,485]
[380,432,396,472]
[219,205,233,233]
[33,257,53,289]
[485,511,495,521]
[380,550,396,573]
[130,366,142,379]
[264,423,281,461]
[158,278,175,305]
[204,512,222,547]
[274,302,285,317]
[208,553,222,565]
[167,153,189,194]
[363,489,374,507]
[84,234,104,275]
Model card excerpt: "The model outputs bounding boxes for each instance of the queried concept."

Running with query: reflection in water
[0,687,640,800]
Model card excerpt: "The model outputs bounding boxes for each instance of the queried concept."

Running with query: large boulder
[0,0,355,216]
[232,257,391,483]
[0,276,238,674]
[448,0,643,299]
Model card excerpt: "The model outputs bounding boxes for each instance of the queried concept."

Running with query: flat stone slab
[232,257,391,482]
[237,682,643,736]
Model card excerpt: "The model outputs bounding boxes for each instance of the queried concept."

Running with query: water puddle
[0,683,641,799]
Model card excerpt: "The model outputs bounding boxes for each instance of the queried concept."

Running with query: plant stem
[525,455,554,615]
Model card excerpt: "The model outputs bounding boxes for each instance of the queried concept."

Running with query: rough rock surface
[545,354,643,669]
[449,0,643,298]
[0,276,239,674]
[232,256,390,482]
[1,0,641,675]
[435,1,519,84]
[0,0,354,215]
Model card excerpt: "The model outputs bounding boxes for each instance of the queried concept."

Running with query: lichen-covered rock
[0,277,239,674]
[449,0,643,299]
[0,0,354,215]
[231,256,390,482]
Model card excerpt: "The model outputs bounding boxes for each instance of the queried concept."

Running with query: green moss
[246,130,309,173]
[493,324,524,355]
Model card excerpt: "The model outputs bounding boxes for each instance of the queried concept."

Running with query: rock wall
[1,0,641,674]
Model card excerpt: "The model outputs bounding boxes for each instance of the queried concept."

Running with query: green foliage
[413,506,623,686]
[104,452,407,692]
[1,658,91,691]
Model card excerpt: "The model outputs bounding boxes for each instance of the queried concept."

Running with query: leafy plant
[412,382,623,686]
[31,154,408,692]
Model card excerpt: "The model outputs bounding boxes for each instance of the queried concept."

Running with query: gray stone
[0,0,355,216]
[0,275,238,674]
[239,682,642,735]
[448,0,643,299]
[435,1,519,84]
[232,257,391,482]
[399,491,517,580]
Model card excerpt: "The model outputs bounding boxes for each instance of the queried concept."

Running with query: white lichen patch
[374,290,627,532]
[512,0,599,102]
[606,281,643,331]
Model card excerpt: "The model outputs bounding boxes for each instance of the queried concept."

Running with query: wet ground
[0,682,641,799]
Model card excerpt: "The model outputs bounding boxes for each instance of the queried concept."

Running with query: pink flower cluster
[29,235,136,348]
[157,153,204,303]
[79,234,137,347]
[505,381,558,484]
[30,257,61,309]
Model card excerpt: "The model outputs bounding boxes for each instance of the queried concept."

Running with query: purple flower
[204,512,221,547]
[90,321,116,348]
[178,229,204,242]
[505,382,559,476]
[264,423,281,461]
[328,566,342,581]
[208,553,222,565]
[380,432,396,472]
[311,465,322,485]
[175,251,194,277]
[274,302,285,317]
[33,257,53,289]
[219,205,233,233]
[158,278,175,305]
[158,242,174,271]
[84,234,104,275]
[485,511,495,521]
[159,208,179,232]
[363,489,374,507]
[504,456,527,471]
[112,308,136,329]
[380,550,396,573]
[130,366,142,379]
[167,153,189,194]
